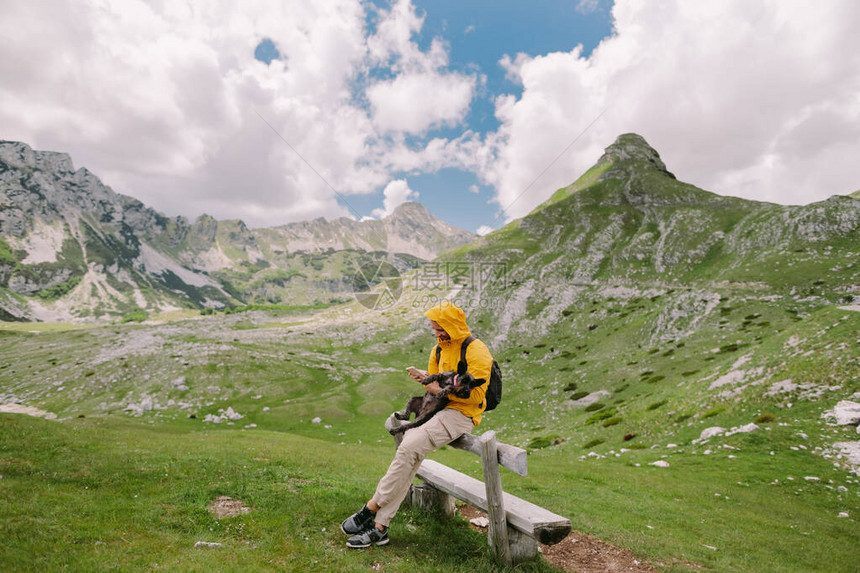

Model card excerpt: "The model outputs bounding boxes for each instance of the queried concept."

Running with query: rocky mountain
[257,202,474,262]
[168,202,473,273]
[0,140,475,321]
[0,141,237,322]
[445,133,859,346]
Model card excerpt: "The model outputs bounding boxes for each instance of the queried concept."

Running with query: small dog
[390,361,484,435]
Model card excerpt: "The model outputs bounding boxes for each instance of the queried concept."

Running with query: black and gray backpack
[435,335,502,412]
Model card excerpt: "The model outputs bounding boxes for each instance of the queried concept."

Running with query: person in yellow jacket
[340,302,494,548]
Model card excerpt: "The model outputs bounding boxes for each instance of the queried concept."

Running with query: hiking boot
[346,526,389,548]
[340,505,376,536]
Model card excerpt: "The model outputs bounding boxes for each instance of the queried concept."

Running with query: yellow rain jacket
[424,303,494,426]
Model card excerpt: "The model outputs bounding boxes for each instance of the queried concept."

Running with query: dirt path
[458,505,660,572]
[0,403,58,420]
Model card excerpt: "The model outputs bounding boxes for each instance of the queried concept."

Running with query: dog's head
[425,365,484,398]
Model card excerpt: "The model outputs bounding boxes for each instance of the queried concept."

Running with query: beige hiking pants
[372,408,474,527]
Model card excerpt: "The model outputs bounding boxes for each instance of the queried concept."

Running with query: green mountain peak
[542,133,684,211]
[596,133,676,180]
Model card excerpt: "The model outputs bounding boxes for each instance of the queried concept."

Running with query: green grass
[120,308,149,323]
[515,432,859,573]
[0,414,557,573]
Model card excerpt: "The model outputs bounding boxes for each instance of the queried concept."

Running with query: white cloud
[479,0,860,221]
[0,0,475,228]
[372,179,419,218]
[469,184,480,194]
[0,0,381,227]
[366,0,451,75]
[367,71,475,133]
[365,0,475,134]
[476,225,494,236]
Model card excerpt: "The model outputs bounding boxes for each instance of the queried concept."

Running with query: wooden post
[480,431,511,566]
[507,525,538,563]
[409,483,455,517]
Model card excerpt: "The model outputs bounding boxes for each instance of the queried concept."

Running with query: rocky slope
[0,140,474,320]
[445,133,859,346]
[0,141,234,321]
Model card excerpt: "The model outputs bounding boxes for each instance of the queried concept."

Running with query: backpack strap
[459,335,476,367]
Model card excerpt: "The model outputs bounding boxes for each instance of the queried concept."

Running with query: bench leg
[507,525,539,564]
[481,431,512,566]
[408,484,455,517]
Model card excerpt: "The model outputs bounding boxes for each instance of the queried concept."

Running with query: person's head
[423,302,470,341]
[428,319,450,340]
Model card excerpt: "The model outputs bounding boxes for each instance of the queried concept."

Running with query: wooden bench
[385,413,571,566]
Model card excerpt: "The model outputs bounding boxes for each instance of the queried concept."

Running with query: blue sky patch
[254,38,281,65]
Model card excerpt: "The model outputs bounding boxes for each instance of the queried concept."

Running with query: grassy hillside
[3,401,857,573]
[1,414,543,573]
[2,288,858,571]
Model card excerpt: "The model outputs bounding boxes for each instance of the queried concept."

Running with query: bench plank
[449,433,528,477]
[417,459,571,545]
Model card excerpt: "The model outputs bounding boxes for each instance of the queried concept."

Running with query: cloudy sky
[2,0,858,234]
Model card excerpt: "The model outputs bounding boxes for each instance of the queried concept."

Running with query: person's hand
[425,380,442,395]
[407,367,428,381]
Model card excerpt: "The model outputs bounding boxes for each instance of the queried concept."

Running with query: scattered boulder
[833,442,860,476]
[649,461,670,468]
[767,380,840,400]
[694,424,759,444]
[194,541,223,548]
[822,401,860,427]
[172,376,189,391]
[695,427,726,443]
[125,396,154,416]
[568,390,612,409]
[765,380,797,396]
[726,423,760,437]
[140,396,153,411]
[203,407,243,424]
[223,407,242,420]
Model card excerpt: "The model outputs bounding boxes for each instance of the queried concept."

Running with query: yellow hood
[424,302,471,341]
